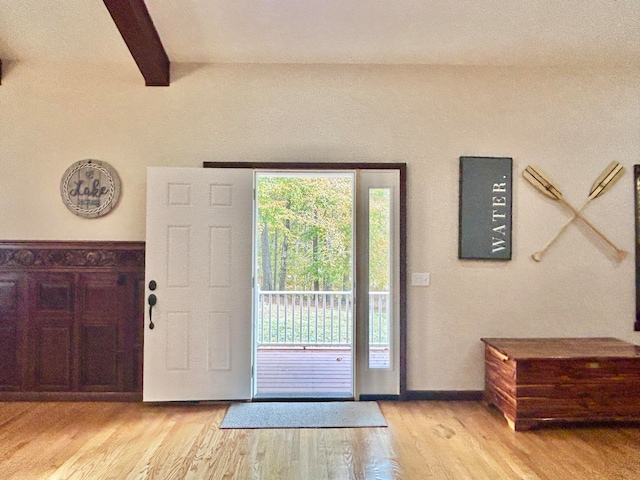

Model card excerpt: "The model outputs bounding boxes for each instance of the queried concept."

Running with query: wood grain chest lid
[481,337,640,360]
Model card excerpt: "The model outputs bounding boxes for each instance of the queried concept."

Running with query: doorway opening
[253,172,355,398]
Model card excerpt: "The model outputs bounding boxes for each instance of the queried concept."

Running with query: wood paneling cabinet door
[29,273,76,391]
[25,272,143,395]
[0,273,25,391]
[78,273,134,392]
[0,241,145,401]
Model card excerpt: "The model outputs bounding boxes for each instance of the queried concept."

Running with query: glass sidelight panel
[369,188,391,369]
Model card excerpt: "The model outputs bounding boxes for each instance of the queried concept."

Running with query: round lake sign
[60,160,121,218]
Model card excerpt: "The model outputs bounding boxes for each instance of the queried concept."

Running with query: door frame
[204,161,407,400]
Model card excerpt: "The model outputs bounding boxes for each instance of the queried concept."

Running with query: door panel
[81,325,118,388]
[356,170,400,397]
[77,273,125,391]
[0,274,23,389]
[144,167,253,401]
[30,273,75,391]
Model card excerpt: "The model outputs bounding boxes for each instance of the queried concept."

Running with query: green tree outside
[257,175,390,292]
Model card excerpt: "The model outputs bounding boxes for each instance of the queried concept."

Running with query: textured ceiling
[0,0,638,66]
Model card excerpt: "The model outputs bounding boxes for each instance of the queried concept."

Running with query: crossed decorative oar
[523,163,627,262]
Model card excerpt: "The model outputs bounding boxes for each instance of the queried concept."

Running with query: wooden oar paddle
[523,164,627,262]
[531,162,625,261]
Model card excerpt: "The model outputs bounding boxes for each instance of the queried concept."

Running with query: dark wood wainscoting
[0,241,144,401]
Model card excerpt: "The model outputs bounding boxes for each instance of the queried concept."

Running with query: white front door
[143,167,253,401]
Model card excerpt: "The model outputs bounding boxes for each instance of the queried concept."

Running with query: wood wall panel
[0,274,24,389]
[0,326,18,387]
[36,326,72,390]
[131,276,145,392]
[81,281,119,314]
[0,278,19,311]
[31,273,75,391]
[37,281,74,311]
[0,241,144,401]
[81,325,118,390]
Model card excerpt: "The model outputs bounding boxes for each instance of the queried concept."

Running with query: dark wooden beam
[0,59,3,85]
[103,0,170,86]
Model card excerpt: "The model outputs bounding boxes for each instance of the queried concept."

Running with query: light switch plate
[411,272,430,286]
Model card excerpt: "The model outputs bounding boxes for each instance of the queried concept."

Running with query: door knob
[148,293,157,329]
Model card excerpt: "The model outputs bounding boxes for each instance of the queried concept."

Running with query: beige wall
[2,61,639,390]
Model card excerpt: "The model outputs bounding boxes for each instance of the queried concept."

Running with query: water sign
[458,156,513,260]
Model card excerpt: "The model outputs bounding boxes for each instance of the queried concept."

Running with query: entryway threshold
[252,393,354,402]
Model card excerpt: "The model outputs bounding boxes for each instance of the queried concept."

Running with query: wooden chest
[481,338,640,431]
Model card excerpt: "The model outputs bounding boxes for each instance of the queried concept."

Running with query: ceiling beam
[103,0,170,86]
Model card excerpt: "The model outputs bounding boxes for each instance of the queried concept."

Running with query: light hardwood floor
[2,401,640,479]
